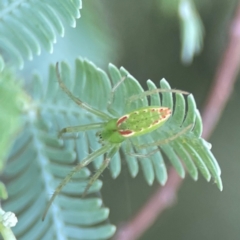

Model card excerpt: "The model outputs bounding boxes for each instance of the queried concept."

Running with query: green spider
[42,63,190,220]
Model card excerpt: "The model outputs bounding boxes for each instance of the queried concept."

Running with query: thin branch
[114,3,240,240]
[202,3,240,138]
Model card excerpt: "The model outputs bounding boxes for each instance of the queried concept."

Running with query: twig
[114,3,240,240]
[202,2,240,138]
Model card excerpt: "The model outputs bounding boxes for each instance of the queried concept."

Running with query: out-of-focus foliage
[157,0,204,64]
[0,0,238,240]
[0,69,29,169]
[21,1,120,81]
[0,69,29,240]
[0,0,82,69]
[179,0,204,64]
[0,182,7,201]
[2,60,117,240]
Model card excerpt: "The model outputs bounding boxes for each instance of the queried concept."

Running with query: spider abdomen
[117,107,171,137]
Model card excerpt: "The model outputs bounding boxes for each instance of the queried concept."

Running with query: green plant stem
[0,224,16,240]
[0,209,16,240]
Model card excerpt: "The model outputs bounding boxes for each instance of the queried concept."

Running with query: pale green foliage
[179,0,204,64]
[107,63,221,190]
[1,58,222,239]
[0,182,7,201]
[0,1,223,239]
[0,0,82,69]
[0,69,28,170]
[0,69,29,240]
[2,60,118,240]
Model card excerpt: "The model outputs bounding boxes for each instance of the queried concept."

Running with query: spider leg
[128,148,159,158]
[42,144,112,221]
[58,122,105,138]
[56,62,111,121]
[107,75,128,115]
[82,157,110,198]
[124,139,159,158]
[137,124,193,149]
[127,88,189,105]
[82,144,121,197]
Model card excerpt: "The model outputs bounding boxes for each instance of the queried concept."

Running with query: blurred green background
[19,0,240,239]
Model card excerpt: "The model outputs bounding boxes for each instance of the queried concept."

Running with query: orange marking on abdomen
[117,115,128,127]
[119,129,134,137]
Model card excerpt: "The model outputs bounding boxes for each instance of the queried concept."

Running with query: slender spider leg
[128,148,160,158]
[42,144,112,221]
[107,75,128,115]
[56,62,111,121]
[137,124,193,149]
[124,139,159,158]
[82,143,121,197]
[127,88,189,105]
[58,122,105,138]
[82,157,110,198]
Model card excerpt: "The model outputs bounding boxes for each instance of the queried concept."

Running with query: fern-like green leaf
[106,64,222,190]
[2,61,116,239]
[2,58,222,240]
[0,0,82,70]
